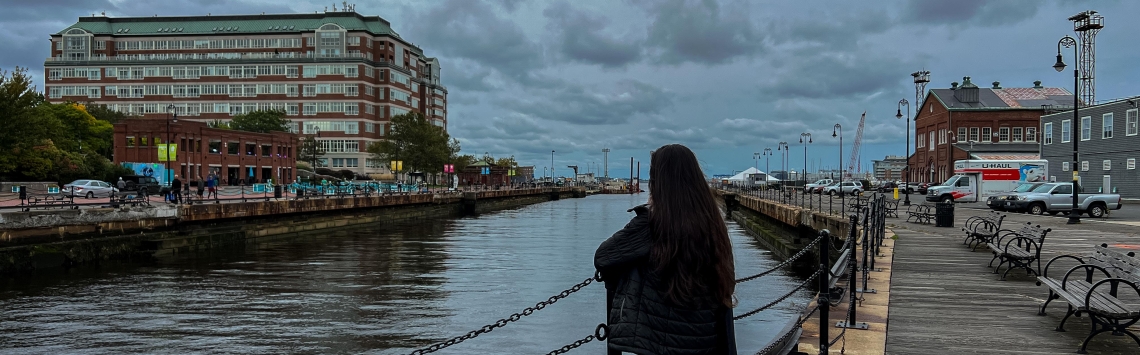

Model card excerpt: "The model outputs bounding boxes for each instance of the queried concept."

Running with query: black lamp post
[753,152,760,170]
[1054,35,1081,224]
[800,132,812,189]
[763,147,773,194]
[896,99,911,205]
[165,104,176,187]
[833,124,844,215]
[777,141,789,202]
[551,150,556,184]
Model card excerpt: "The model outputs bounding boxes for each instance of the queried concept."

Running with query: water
[0,194,808,354]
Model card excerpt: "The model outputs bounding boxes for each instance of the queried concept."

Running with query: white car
[804,179,834,193]
[822,181,862,196]
[62,179,119,198]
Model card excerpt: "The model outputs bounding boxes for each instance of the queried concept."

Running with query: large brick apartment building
[910,77,1074,183]
[44,10,447,175]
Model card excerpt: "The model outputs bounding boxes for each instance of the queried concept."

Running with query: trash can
[935,202,955,227]
[274,185,283,199]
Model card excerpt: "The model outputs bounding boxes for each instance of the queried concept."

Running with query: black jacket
[594,205,737,355]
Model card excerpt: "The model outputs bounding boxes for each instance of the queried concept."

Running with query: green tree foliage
[366,111,458,174]
[494,156,518,168]
[298,135,325,168]
[229,109,289,133]
[453,154,478,172]
[0,67,129,182]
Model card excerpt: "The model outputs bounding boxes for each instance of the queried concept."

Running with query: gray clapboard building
[1040,98,1140,197]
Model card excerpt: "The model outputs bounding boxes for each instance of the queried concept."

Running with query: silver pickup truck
[1001,182,1122,217]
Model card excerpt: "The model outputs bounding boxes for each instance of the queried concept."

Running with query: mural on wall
[121,162,172,186]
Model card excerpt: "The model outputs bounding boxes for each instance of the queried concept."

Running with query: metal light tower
[1070,10,1104,106]
[602,148,610,179]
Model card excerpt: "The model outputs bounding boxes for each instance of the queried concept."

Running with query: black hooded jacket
[594,204,737,355]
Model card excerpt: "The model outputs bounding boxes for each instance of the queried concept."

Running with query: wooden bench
[26,194,75,210]
[115,193,150,207]
[961,211,1006,250]
[987,222,1051,280]
[1036,244,1140,353]
[905,205,934,224]
[883,199,899,218]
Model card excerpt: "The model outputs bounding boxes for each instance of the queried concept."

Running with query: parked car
[118,175,168,195]
[804,179,834,193]
[62,179,118,198]
[986,182,1046,211]
[822,181,863,196]
[875,181,899,193]
[916,182,935,195]
[1001,183,1122,217]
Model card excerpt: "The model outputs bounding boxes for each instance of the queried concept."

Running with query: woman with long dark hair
[595,144,737,354]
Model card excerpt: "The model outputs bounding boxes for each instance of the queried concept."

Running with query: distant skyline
[4,0,1138,178]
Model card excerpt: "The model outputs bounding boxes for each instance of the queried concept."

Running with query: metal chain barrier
[735,234,824,283]
[407,274,598,355]
[734,269,822,320]
[544,324,607,355]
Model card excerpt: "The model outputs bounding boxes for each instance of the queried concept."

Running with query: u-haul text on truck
[926,159,1049,203]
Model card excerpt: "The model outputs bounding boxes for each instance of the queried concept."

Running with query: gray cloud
[504,79,673,125]
[636,0,765,65]
[901,0,1042,26]
[543,1,642,68]
[408,0,544,80]
[755,50,910,101]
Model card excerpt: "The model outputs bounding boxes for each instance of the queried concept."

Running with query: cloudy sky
[4,0,1139,179]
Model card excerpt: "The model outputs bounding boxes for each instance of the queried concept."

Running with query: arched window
[315,23,345,57]
[62,28,92,60]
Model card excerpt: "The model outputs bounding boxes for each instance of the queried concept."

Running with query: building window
[938,129,946,145]
[1081,161,1089,172]
[1062,162,1069,171]
[1012,127,1023,142]
[1027,127,1037,143]
[1081,116,1091,141]
[1103,113,1114,139]
[928,131,934,151]
[346,158,359,168]
[1103,160,1111,171]
[1127,109,1139,136]
[998,127,1009,142]
[969,127,979,142]
[981,127,992,142]
[1061,120,1070,143]
[957,127,965,142]
[1128,158,1136,170]
[125,136,135,147]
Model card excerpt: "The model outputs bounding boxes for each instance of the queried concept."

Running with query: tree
[0,67,56,178]
[229,110,289,133]
[298,135,325,168]
[494,156,518,168]
[453,154,478,172]
[367,111,457,177]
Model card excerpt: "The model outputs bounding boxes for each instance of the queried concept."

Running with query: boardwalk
[886,211,1140,354]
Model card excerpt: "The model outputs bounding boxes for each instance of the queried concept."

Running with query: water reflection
[0,194,806,354]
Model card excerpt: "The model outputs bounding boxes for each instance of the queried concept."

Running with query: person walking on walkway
[594,144,737,354]
[206,174,217,199]
[196,175,205,199]
[170,176,183,204]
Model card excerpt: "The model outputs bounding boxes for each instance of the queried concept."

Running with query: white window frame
[1128,158,1136,170]
[1103,113,1114,139]
[1081,116,1091,141]
[1026,127,1037,143]
[1127,109,1139,136]
[1012,127,1023,142]
[998,127,1009,142]
[1103,160,1111,171]
[969,127,979,142]
[928,131,934,151]
[1062,162,1069,171]
[1081,161,1089,172]
[1061,120,1071,143]
[981,127,992,142]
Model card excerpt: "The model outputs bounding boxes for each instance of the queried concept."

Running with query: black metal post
[818,229,831,354]
[897,100,911,206]
[1055,36,1081,224]
[836,214,869,330]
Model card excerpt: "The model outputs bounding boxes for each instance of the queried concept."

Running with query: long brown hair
[648,144,735,308]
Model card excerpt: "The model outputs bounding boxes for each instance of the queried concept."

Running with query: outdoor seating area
[985,222,1051,280]
[1036,244,1140,353]
[961,211,1006,250]
[905,205,935,224]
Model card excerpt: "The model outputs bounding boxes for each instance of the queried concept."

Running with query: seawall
[0,187,584,274]
[718,190,852,263]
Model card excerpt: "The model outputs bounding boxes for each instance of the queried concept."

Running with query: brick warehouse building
[44,10,447,176]
[113,118,297,185]
[910,77,1075,183]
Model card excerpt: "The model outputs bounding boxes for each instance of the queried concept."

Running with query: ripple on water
[0,194,807,354]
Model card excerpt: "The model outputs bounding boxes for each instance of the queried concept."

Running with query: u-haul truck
[926,159,1049,203]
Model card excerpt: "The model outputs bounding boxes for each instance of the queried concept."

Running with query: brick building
[45,10,447,176]
[910,77,1075,183]
[872,155,907,181]
[458,161,510,187]
[113,118,297,185]
[1040,98,1140,197]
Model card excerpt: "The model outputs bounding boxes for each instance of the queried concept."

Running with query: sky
[3,0,1139,179]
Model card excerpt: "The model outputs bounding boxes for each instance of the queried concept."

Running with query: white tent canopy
[727,167,779,182]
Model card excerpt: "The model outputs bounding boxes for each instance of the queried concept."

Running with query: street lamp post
[551,150,556,185]
[833,124,844,215]
[763,148,773,198]
[165,104,176,189]
[800,133,812,208]
[1054,35,1081,224]
[753,152,760,170]
[777,141,789,203]
[896,99,911,206]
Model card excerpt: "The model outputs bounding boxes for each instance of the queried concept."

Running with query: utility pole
[602,148,610,179]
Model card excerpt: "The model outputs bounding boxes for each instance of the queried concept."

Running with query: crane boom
[846,111,866,179]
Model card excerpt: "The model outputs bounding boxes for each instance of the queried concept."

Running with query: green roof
[56,12,424,54]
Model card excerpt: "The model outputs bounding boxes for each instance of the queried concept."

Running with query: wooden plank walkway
[886,217,1140,355]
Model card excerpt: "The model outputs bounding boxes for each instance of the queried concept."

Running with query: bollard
[18,185,27,201]
[818,229,831,353]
